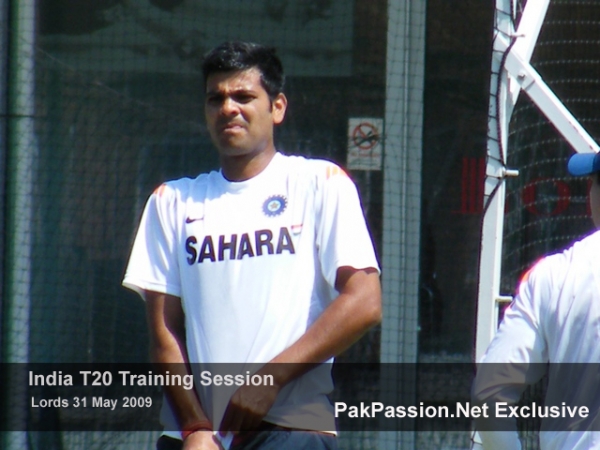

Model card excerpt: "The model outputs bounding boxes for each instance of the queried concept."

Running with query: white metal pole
[476,0,597,364]
[0,0,8,331]
[379,0,425,448]
[475,0,515,365]
[506,0,551,114]
[501,36,600,155]
[475,0,551,363]
[2,0,37,448]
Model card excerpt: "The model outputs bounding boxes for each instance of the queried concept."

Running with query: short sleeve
[315,164,380,288]
[122,183,182,298]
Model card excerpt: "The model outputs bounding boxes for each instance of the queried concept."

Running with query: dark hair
[202,41,285,100]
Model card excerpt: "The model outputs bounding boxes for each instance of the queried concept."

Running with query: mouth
[220,122,245,133]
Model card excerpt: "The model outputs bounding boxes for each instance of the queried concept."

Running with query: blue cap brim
[568,152,600,176]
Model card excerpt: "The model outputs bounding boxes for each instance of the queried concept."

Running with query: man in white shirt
[123,41,381,450]
[472,151,600,449]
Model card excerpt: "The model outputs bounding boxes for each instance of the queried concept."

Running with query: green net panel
[3,1,388,448]
[502,0,600,294]
[0,0,516,448]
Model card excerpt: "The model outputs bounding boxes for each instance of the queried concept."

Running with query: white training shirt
[474,229,600,450]
[123,152,379,435]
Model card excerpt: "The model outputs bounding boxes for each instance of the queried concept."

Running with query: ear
[271,93,287,125]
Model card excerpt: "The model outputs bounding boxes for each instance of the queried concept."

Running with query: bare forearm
[151,343,211,429]
[268,300,379,387]
[219,267,381,433]
[145,291,212,431]
[263,268,381,387]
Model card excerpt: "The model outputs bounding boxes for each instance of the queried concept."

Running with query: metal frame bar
[476,0,550,363]
[476,0,598,363]
[501,33,600,155]
[2,1,37,447]
[378,0,426,449]
[0,0,9,363]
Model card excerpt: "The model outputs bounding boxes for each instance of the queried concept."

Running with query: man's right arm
[472,262,548,449]
[144,290,220,450]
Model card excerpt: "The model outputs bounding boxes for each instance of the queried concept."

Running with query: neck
[220,148,276,182]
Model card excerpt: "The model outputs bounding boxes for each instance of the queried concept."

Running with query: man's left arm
[219,265,381,433]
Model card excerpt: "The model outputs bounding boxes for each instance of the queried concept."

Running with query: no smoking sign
[347,118,383,170]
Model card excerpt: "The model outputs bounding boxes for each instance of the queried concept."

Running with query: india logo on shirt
[263,195,287,217]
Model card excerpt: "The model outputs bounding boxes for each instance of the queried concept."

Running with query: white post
[0,0,8,319]
[475,0,517,364]
[475,0,600,362]
[380,0,425,448]
[2,0,37,448]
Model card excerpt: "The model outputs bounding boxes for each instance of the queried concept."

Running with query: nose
[221,97,240,116]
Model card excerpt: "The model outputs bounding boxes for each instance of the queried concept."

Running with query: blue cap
[567,152,600,176]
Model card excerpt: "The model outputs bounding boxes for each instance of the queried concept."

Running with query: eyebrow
[206,85,257,95]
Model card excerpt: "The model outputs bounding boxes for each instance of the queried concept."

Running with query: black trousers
[156,423,337,450]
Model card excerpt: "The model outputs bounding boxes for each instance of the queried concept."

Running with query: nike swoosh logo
[185,217,204,224]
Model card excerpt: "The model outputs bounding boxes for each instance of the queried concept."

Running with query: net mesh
[497,1,600,448]
[10,2,373,361]
[502,0,600,294]
[8,0,598,448]
[2,1,389,448]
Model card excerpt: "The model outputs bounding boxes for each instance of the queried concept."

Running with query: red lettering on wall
[455,157,485,214]
[453,160,587,217]
[522,178,571,216]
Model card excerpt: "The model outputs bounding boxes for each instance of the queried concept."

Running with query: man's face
[204,68,287,158]
[590,173,600,228]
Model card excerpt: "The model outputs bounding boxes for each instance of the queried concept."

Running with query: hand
[182,430,222,450]
[219,382,281,433]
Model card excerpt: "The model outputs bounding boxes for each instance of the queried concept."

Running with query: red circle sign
[352,123,379,150]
